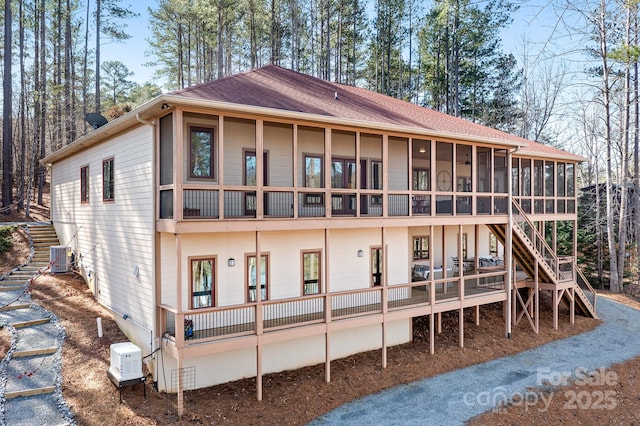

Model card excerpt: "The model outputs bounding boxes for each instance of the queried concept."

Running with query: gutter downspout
[136,112,158,360]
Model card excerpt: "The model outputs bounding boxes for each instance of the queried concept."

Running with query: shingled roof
[171,65,583,162]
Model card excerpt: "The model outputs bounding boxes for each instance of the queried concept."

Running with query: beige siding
[51,124,155,352]
[264,122,293,187]
[388,137,408,190]
[223,117,256,186]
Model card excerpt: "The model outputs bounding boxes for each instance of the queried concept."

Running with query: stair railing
[511,200,560,282]
[573,262,597,315]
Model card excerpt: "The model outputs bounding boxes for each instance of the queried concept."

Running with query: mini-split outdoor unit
[49,246,69,273]
[108,342,143,382]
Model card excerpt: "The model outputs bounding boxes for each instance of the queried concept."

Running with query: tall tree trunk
[18,0,26,211]
[83,0,91,133]
[38,0,47,205]
[599,0,622,292]
[2,0,13,212]
[96,0,101,113]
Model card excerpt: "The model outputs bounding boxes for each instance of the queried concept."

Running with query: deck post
[570,286,575,324]
[429,313,435,354]
[459,308,464,348]
[474,305,480,325]
[437,312,442,334]
[256,338,263,401]
[324,229,331,383]
[553,289,559,329]
[381,236,388,369]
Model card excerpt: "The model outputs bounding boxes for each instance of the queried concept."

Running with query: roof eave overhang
[44,93,529,165]
[514,148,588,163]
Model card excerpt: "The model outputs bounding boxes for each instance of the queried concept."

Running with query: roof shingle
[171,65,582,161]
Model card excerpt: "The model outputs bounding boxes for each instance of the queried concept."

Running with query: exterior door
[331,158,356,215]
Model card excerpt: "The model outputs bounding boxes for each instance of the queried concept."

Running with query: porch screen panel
[159,113,173,185]
[388,137,408,190]
[413,139,431,191]
[456,144,472,192]
[436,142,453,192]
[545,161,554,196]
[566,163,575,197]
[534,160,544,196]
[477,147,491,192]
[264,122,293,187]
[494,150,508,193]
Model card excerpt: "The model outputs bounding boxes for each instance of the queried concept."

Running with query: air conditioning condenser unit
[50,246,68,273]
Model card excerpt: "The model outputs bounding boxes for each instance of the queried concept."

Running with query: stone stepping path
[0,223,73,425]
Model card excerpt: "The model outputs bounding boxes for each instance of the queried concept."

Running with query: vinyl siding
[51,125,155,344]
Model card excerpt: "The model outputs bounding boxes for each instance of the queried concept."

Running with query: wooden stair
[488,220,597,319]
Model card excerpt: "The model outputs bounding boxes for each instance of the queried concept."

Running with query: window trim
[80,165,90,204]
[301,250,322,295]
[102,157,114,202]
[246,252,270,303]
[189,256,216,309]
[189,125,216,180]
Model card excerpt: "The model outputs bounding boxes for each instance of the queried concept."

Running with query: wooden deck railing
[160,269,507,347]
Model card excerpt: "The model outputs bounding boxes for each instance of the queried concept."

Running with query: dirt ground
[2,203,640,425]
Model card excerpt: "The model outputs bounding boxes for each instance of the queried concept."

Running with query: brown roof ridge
[169,65,584,162]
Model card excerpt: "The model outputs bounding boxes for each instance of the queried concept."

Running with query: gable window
[247,254,269,302]
[190,257,215,308]
[102,158,114,201]
[413,236,429,260]
[189,126,215,179]
[80,166,89,203]
[302,251,321,295]
[371,247,383,286]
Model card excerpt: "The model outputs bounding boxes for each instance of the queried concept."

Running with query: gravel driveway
[310,297,640,425]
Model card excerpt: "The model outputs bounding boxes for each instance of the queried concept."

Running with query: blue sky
[100,0,573,88]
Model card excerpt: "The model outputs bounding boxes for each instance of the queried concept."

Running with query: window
[413,236,429,260]
[372,161,382,190]
[80,166,89,203]
[331,158,356,188]
[190,258,215,308]
[489,234,498,257]
[189,126,215,179]
[305,155,323,188]
[102,158,114,201]
[413,169,430,191]
[371,247,383,286]
[247,254,269,302]
[461,233,468,260]
[302,251,321,295]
